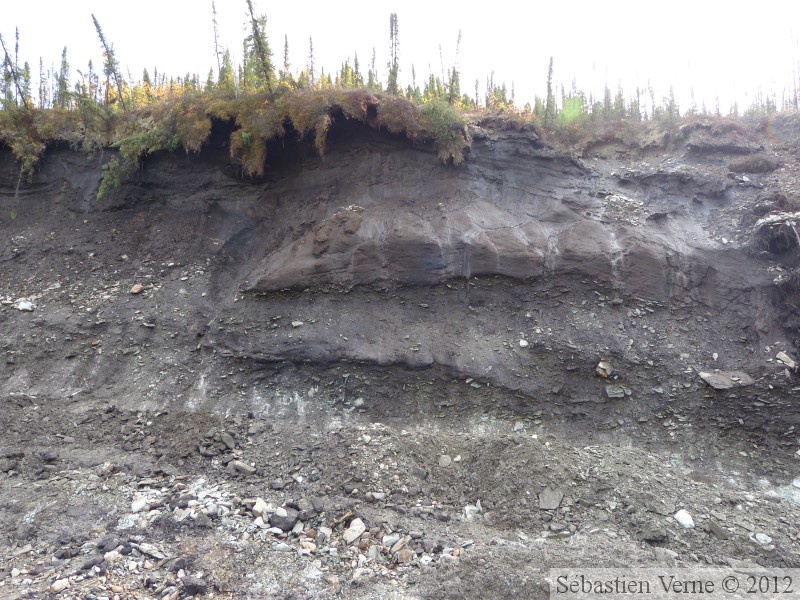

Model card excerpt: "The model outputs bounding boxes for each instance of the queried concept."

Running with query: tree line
[0,3,794,127]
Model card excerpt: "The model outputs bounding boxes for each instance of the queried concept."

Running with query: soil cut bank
[0,115,799,598]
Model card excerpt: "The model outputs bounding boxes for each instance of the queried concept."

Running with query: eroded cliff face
[0,118,798,430]
[2,117,800,598]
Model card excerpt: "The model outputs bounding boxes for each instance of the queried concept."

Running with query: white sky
[4,0,800,112]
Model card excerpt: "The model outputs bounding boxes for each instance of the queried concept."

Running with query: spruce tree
[665,85,679,123]
[2,55,14,106]
[88,60,98,103]
[20,61,31,106]
[447,30,462,106]
[38,57,46,109]
[544,57,555,127]
[142,68,154,101]
[386,13,399,94]
[613,85,625,118]
[307,36,315,87]
[56,47,70,109]
[211,1,222,72]
[630,87,642,121]
[0,31,32,109]
[218,49,235,96]
[602,84,612,119]
[240,40,252,91]
[244,0,274,91]
[280,34,291,83]
[91,14,126,109]
[353,53,362,87]
[367,48,378,90]
[448,68,460,105]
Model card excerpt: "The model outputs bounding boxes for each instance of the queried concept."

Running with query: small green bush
[115,121,180,163]
[229,129,266,176]
[420,100,470,164]
[0,108,51,179]
[96,156,135,200]
[174,102,213,154]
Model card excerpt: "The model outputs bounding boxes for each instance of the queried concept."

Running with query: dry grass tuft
[1,88,474,188]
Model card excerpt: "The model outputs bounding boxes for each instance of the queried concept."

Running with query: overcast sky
[4,1,800,112]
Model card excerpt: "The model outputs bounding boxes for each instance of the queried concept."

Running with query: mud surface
[1,116,799,598]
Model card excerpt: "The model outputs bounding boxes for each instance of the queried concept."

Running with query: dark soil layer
[0,117,799,598]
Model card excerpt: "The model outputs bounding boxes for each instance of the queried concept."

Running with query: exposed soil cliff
[0,116,799,598]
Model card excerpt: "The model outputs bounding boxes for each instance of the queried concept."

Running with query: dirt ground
[1,116,799,599]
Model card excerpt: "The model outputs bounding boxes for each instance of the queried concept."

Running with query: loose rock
[219,432,236,450]
[539,486,564,510]
[641,527,668,542]
[269,507,299,532]
[596,360,613,378]
[50,578,71,593]
[707,521,730,540]
[131,495,149,513]
[674,509,695,529]
[137,543,168,559]
[230,460,256,476]
[397,548,414,563]
[755,533,773,545]
[15,298,36,312]
[698,371,754,390]
[252,497,270,518]
[182,576,207,596]
[343,518,367,544]
[605,385,626,399]
[310,496,326,513]
[383,533,401,548]
[777,351,797,371]
[464,500,483,520]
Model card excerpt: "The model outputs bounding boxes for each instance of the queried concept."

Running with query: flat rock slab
[343,518,366,544]
[698,371,754,390]
[707,520,730,540]
[269,507,299,532]
[777,351,797,370]
[539,486,564,510]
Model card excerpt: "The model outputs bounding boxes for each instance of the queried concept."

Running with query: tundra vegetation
[0,5,795,195]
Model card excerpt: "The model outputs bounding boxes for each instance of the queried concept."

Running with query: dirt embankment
[0,116,799,599]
